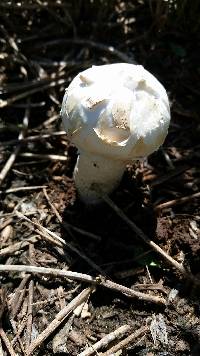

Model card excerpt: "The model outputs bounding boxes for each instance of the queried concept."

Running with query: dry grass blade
[78,324,131,356]
[9,318,25,355]
[0,2,65,9]
[3,186,47,194]
[0,288,6,321]
[16,211,68,245]
[25,280,34,352]
[0,106,29,186]
[11,275,30,319]
[27,287,92,355]
[11,319,27,347]
[1,131,66,147]
[0,339,3,356]
[0,290,17,356]
[0,292,16,355]
[0,236,38,257]
[17,211,104,274]
[19,152,68,161]
[149,165,189,186]
[155,191,200,210]
[99,325,148,355]
[0,328,17,356]
[0,78,67,108]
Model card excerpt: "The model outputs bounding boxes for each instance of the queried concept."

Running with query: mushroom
[61,63,170,203]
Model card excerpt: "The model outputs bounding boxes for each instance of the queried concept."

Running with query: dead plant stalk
[102,194,200,285]
[0,265,166,305]
[78,325,131,356]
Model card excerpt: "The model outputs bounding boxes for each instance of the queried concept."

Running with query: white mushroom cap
[61,63,170,203]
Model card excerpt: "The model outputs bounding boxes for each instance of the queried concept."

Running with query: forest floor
[0,1,200,355]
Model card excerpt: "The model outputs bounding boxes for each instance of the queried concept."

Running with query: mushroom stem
[74,151,126,203]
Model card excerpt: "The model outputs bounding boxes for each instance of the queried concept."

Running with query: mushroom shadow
[60,170,158,295]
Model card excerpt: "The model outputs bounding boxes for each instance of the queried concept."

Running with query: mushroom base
[73,151,127,204]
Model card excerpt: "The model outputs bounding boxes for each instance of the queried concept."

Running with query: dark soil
[0,1,200,355]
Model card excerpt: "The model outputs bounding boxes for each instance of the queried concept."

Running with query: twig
[17,211,104,274]
[0,78,67,108]
[0,287,6,319]
[0,106,29,186]
[0,76,52,95]
[27,288,92,355]
[0,338,3,356]
[11,101,45,108]
[149,165,189,187]
[26,280,34,352]
[0,236,38,257]
[52,289,74,354]
[155,191,200,211]
[43,188,101,241]
[14,159,49,166]
[99,325,148,355]
[161,148,175,170]
[9,318,25,355]
[34,227,76,266]
[78,325,131,356]
[11,318,27,347]
[99,278,165,304]
[0,328,17,356]
[17,212,67,246]
[19,152,68,161]
[52,314,75,353]
[34,38,135,64]
[32,59,81,68]
[39,114,60,128]
[114,266,144,279]
[2,185,47,194]
[0,217,13,231]
[0,2,66,9]
[11,275,30,319]
[1,131,66,147]
[134,281,167,294]
[35,228,64,249]
[0,265,166,305]
[102,194,200,284]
